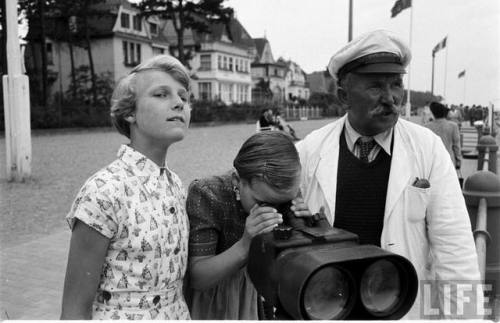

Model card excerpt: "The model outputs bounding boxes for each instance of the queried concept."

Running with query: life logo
[420,280,496,319]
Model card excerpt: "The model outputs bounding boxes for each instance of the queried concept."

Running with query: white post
[3,0,32,181]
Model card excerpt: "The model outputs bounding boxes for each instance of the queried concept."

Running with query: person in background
[296,30,480,319]
[258,108,276,130]
[186,131,312,319]
[447,104,463,130]
[275,111,300,141]
[426,101,461,169]
[61,55,192,320]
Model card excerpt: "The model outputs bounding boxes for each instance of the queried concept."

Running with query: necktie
[357,137,376,162]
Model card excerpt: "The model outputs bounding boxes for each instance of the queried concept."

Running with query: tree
[20,0,55,106]
[51,0,105,106]
[21,0,104,106]
[135,0,233,65]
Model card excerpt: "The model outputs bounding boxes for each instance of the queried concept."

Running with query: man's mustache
[368,104,400,117]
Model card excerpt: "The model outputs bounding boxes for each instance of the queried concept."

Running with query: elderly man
[296,30,481,319]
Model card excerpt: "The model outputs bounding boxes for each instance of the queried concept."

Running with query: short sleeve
[66,179,119,239]
[186,180,221,256]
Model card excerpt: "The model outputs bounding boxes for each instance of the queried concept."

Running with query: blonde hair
[110,55,191,138]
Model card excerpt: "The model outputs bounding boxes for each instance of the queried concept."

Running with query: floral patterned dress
[67,145,190,320]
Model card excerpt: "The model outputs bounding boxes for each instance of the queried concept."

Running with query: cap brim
[353,63,406,74]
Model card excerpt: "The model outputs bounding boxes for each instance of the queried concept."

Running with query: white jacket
[296,116,481,319]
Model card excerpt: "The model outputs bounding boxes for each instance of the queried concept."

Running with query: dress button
[169,207,176,214]
[174,247,180,255]
[153,295,160,305]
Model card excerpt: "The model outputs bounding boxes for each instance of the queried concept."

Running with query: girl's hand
[241,204,283,245]
[290,197,313,218]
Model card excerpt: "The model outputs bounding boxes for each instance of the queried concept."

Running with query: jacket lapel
[314,116,345,223]
[384,121,413,223]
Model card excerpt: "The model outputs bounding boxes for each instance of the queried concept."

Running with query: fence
[283,105,322,121]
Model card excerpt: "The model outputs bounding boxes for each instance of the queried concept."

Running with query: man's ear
[337,86,348,107]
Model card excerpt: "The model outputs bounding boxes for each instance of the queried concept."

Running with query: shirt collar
[117,144,169,178]
[344,116,393,156]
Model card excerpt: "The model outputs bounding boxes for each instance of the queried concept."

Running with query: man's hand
[290,197,313,218]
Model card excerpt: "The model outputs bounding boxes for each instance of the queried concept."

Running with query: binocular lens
[360,259,402,316]
[303,266,353,320]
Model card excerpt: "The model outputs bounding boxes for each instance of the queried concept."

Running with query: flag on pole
[458,70,466,78]
[391,0,412,18]
[432,36,447,55]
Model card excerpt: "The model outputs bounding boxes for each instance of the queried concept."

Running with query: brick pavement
[0,230,70,319]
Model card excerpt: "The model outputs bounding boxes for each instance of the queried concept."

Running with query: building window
[136,43,141,63]
[200,54,211,70]
[133,15,142,31]
[220,83,233,102]
[152,46,164,56]
[122,41,128,64]
[235,58,239,72]
[123,40,141,66]
[229,57,233,71]
[199,82,212,100]
[235,84,249,103]
[218,55,222,69]
[223,56,227,70]
[46,42,53,65]
[228,83,233,101]
[149,22,158,35]
[121,13,130,28]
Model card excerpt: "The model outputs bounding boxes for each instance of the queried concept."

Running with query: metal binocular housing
[247,205,418,320]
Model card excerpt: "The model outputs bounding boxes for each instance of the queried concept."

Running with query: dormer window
[120,13,130,28]
[150,22,158,35]
[133,15,142,31]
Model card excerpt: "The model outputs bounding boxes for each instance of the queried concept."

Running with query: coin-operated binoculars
[247,205,418,320]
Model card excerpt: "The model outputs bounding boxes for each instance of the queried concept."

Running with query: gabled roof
[253,38,268,61]
[26,0,167,44]
[165,16,255,50]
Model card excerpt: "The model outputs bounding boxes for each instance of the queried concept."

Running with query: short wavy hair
[110,55,191,138]
[233,131,301,190]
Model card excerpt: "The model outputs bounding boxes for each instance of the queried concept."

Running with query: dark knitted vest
[334,130,392,246]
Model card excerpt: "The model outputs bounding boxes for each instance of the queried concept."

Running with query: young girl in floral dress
[61,55,192,320]
[186,131,312,319]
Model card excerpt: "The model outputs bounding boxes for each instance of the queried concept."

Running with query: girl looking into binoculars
[185,131,312,319]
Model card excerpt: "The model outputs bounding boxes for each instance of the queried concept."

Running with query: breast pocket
[405,185,431,222]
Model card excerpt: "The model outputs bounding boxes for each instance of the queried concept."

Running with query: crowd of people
[423,102,491,129]
[60,29,482,320]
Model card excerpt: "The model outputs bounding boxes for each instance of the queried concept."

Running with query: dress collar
[117,145,173,196]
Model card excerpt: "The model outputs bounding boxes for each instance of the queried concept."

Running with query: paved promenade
[0,119,496,319]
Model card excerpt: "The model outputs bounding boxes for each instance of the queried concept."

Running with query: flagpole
[463,73,466,104]
[405,2,413,119]
[348,0,353,41]
[431,52,435,96]
[443,36,448,98]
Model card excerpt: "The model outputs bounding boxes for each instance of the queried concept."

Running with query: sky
[227,0,500,107]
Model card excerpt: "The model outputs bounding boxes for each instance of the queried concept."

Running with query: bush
[190,101,279,123]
